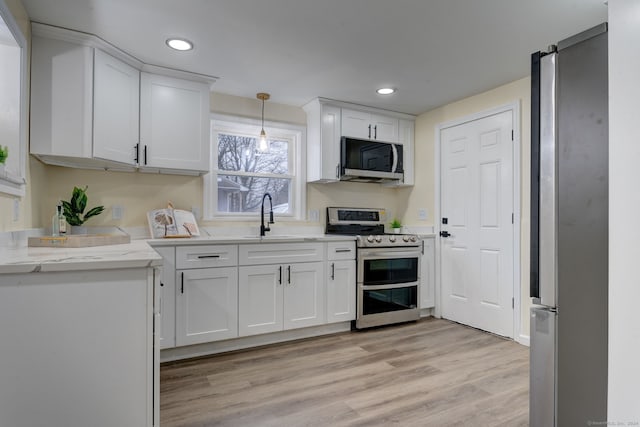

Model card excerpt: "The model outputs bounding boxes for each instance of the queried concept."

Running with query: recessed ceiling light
[376,87,396,95]
[166,38,193,51]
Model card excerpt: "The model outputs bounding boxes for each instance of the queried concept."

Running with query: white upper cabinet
[93,49,140,165]
[303,99,342,183]
[304,97,415,185]
[29,24,214,175]
[139,73,210,174]
[342,108,399,143]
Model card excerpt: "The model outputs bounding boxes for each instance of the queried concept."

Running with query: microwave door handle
[391,144,399,173]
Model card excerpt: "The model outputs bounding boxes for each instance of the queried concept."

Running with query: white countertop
[0,233,356,275]
[0,240,163,275]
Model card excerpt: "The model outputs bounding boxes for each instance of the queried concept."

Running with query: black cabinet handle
[331,263,335,280]
[278,266,282,285]
[335,249,352,253]
[287,265,291,284]
[374,125,377,139]
[197,255,220,259]
[368,124,372,138]
[143,145,148,165]
[134,143,139,163]
[181,272,184,293]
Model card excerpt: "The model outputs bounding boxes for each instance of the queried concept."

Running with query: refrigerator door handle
[538,52,558,308]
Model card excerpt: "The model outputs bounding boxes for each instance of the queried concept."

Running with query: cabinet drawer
[327,241,356,260]
[239,243,323,266]
[176,245,238,269]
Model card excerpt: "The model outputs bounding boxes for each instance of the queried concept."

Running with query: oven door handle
[358,250,421,259]
[360,282,419,291]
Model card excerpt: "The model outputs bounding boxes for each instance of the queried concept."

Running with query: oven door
[356,247,420,328]
[357,247,420,285]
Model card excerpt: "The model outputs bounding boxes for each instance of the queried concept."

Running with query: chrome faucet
[260,192,274,237]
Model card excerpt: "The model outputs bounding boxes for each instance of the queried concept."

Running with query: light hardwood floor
[160,318,529,426]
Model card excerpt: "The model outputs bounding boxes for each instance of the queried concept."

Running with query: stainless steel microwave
[340,137,404,182]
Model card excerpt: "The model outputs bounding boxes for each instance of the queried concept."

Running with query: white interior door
[440,109,514,338]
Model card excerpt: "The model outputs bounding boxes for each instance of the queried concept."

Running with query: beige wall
[404,77,531,340]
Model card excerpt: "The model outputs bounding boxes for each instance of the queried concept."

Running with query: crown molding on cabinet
[31,22,218,87]
[309,97,416,121]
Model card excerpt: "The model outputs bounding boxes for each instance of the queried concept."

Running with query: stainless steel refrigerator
[530,23,608,427]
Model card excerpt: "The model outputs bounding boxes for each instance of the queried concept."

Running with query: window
[204,115,305,220]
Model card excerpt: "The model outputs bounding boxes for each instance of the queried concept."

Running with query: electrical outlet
[308,209,319,222]
[418,208,428,221]
[112,205,124,220]
[13,199,19,222]
[191,206,201,219]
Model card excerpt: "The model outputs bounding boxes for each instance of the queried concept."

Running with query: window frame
[203,114,306,221]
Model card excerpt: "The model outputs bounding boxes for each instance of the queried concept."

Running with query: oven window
[363,286,418,315]
[362,258,418,285]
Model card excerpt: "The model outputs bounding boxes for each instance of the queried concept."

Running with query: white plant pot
[393,228,401,234]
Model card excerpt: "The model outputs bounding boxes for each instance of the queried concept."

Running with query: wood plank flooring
[160,318,529,426]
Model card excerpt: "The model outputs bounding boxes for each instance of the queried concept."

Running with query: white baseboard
[160,321,352,362]
[517,333,530,347]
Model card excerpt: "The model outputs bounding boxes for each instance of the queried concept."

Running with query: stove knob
[403,235,410,242]
[389,235,396,242]
[410,236,417,242]
[375,235,382,243]
[367,235,375,243]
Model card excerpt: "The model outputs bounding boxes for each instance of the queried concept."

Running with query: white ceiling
[21,0,608,115]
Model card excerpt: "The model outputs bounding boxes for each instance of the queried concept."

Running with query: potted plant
[61,186,105,233]
[390,218,402,234]
[0,145,8,174]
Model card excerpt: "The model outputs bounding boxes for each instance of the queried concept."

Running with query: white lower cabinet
[326,241,356,322]
[155,246,176,349]
[238,261,325,337]
[327,260,356,322]
[176,266,239,346]
[420,237,436,309]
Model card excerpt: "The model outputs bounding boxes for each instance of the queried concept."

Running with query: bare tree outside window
[216,133,291,213]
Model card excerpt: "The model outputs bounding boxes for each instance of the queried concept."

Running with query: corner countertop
[0,240,163,275]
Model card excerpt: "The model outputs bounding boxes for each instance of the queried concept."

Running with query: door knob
[440,230,451,238]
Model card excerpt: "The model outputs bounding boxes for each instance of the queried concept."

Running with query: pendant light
[257,92,270,152]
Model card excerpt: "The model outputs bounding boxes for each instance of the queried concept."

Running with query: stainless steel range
[326,207,421,329]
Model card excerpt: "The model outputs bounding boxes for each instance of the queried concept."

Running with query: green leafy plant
[0,145,8,164]
[390,218,402,229]
[61,186,104,226]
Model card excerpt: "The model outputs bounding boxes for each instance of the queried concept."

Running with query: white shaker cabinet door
[420,237,436,309]
[238,265,284,336]
[327,259,356,322]
[176,267,238,346]
[93,49,139,165]
[154,246,176,349]
[341,108,372,139]
[140,73,210,173]
[370,113,399,143]
[283,261,326,330]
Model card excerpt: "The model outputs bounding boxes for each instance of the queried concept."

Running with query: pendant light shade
[257,93,270,152]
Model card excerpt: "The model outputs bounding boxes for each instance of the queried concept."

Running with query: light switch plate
[308,209,319,222]
[418,208,427,221]
[112,205,124,220]
[13,199,19,222]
